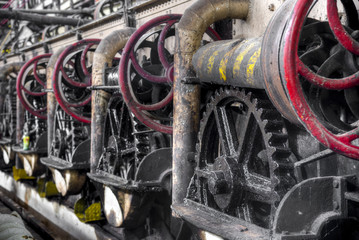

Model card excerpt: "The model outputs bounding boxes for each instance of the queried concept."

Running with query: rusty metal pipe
[192,38,263,89]
[90,28,135,173]
[0,62,23,82]
[0,9,90,26]
[46,47,66,155]
[173,0,250,205]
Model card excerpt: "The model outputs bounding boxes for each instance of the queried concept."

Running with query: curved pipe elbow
[92,28,136,86]
[176,0,250,55]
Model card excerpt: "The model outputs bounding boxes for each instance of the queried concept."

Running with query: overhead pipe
[0,9,90,26]
[46,47,66,155]
[90,28,135,172]
[173,0,250,205]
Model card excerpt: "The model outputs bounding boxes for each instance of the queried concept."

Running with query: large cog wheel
[189,88,296,228]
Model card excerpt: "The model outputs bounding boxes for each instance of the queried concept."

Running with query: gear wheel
[188,87,296,228]
[97,93,151,180]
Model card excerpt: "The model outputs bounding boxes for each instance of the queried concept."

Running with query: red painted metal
[294,0,359,90]
[283,0,359,159]
[119,14,221,134]
[16,53,52,120]
[327,0,359,55]
[52,39,100,124]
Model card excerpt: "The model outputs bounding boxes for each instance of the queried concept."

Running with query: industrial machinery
[0,0,359,239]
[13,54,50,177]
[0,62,23,169]
[41,39,99,197]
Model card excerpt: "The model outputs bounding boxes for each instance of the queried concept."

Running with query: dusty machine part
[90,27,135,172]
[46,47,67,155]
[272,176,359,239]
[183,88,296,232]
[42,40,100,196]
[41,105,91,196]
[88,93,172,229]
[192,38,263,89]
[173,0,250,207]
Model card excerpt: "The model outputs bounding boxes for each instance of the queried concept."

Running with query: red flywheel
[17,54,52,120]
[283,0,359,159]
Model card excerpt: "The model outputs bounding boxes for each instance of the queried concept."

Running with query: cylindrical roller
[192,38,264,89]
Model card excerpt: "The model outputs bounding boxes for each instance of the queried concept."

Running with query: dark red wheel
[283,0,359,159]
[53,39,100,123]
[119,14,221,134]
[16,54,51,120]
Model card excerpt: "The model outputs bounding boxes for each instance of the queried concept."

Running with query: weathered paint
[246,48,261,85]
[233,41,256,79]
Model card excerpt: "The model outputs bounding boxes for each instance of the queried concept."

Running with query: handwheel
[53,39,100,123]
[119,14,221,134]
[282,0,359,159]
[17,54,51,120]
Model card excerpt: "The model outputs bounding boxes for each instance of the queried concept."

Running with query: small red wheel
[119,14,221,134]
[53,39,100,123]
[17,54,51,120]
[283,0,359,159]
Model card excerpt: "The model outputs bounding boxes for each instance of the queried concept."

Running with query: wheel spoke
[214,106,239,156]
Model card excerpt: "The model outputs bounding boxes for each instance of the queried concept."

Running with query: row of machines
[0,0,359,239]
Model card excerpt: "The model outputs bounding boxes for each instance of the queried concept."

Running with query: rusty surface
[90,28,135,173]
[46,47,66,155]
[0,62,23,82]
[50,168,87,196]
[192,38,264,88]
[261,0,299,124]
[173,0,250,206]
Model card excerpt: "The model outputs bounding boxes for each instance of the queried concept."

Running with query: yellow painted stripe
[246,48,261,85]
[219,44,239,82]
[207,50,219,74]
[233,41,256,79]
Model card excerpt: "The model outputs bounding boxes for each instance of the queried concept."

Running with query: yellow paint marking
[246,48,261,85]
[207,50,219,74]
[219,45,239,82]
[233,41,256,78]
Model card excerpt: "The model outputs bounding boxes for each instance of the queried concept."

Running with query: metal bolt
[208,171,228,195]
[268,4,275,11]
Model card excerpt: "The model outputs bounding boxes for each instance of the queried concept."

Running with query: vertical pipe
[46,47,66,155]
[90,28,135,173]
[173,0,249,206]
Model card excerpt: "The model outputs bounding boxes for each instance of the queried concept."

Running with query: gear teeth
[259,108,280,120]
[193,86,296,229]
[270,146,292,158]
[267,132,289,146]
[264,120,284,133]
